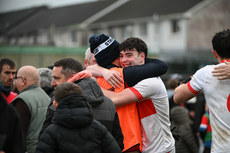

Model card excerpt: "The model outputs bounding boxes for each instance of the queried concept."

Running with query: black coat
[77,78,123,149]
[0,92,25,153]
[39,78,124,150]
[36,94,121,153]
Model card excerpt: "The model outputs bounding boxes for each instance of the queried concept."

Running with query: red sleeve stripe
[129,87,143,100]
[187,82,199,94]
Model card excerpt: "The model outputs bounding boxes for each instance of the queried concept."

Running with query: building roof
[1,0,116,36]
[94,0,203,23]
[0,6,47,35]
[0,0,204,36]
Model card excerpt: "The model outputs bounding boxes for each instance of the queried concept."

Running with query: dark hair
[0,58,16,72]
[54,58,83,78]
[119,37,148,57]
[167,79,179,89]
[212,29,230,59]
[55,82,83,102]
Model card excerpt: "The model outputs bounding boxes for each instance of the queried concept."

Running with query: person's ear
[140,52,145,62]
[21,76,26,86]
[53,100,58,108]
[67,74,75,81]
[212,50,218,58]
[83,59,88,68]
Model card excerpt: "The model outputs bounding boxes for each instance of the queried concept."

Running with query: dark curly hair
[0,58,15,72]
[119,37,148,57]
[212,29,230,59]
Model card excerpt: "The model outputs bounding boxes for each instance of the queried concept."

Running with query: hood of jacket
[53,94,94,129]
[171,106,192,125]
[75,78,104,107]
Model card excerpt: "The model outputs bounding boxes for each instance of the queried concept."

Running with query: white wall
[146,22,160,54]
[159,19,187,52]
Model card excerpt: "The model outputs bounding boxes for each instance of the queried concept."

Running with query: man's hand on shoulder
[102,70,123,88]
[212,61,230,80]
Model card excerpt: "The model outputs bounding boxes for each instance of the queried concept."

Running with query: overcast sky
[0,0,95,13]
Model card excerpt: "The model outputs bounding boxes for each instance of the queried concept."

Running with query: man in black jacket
[39,58,124,150]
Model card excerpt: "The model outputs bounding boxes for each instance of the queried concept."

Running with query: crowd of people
[0,29,230,153]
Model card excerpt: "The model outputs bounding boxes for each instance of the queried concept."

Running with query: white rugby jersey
[129,77,175,153]
[187,62,230,153]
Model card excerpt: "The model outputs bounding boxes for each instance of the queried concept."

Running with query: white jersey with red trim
[130,77,175,153]
[188,63,230,153]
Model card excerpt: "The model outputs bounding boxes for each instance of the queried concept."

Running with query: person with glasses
[11,65,50,153]
[0,58,17,104]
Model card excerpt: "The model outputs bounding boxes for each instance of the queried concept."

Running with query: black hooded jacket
[39,78,124,150]
[36,94,121,153]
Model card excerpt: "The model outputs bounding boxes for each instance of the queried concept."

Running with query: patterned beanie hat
[89,34,120,68]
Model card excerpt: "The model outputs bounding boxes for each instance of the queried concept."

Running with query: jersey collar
[220,59,230,63]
